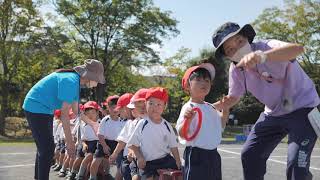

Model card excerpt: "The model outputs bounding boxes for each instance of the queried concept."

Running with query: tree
[52,0,179,102]
[253,0,320,92]
[0,0,44,135]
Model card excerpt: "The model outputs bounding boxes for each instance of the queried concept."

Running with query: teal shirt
[23,72,80,114]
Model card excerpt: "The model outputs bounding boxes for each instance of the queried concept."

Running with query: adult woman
[23,59,105,180]
[212,22,319,180]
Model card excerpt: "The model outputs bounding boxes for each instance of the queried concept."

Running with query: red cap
[132,88,149,102]
[54,110,61,119]
[115,93,133,110]
[181,63,215,90]
[79,104,84,111]
[106,95,119,104]
[83,101,100,110]
[145,87,169,103]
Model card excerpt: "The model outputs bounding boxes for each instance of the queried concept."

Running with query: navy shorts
[84,140,98,154]
[183,147,221,180]
[94,139,117,158]
[129,158,139,177]
[76,143,85,158]
[59,140,66,154]
[116,150,124,169]
[120,156,132,180]
[141,154,178,178]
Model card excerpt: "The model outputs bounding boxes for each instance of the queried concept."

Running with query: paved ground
[0,143,319,180]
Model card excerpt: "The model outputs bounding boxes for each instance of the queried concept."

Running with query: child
[176,63,229,180]
[89,95,122,180]
[52,110,61,169]
[76,101,100,180]
[58,109,77,177]
[128,87,181,180]
[52,119,65,172]
[110,88,148,180]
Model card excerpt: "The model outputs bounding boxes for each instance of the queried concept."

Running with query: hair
[55,69,76,73]
[84,107,97,112]
[189,68,211,82]
[108,98,119,106]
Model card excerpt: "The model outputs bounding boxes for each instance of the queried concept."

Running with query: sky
[38,0,285,75]
[152,0,284,60]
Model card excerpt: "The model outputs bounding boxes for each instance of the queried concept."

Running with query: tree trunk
[0,83,9,136]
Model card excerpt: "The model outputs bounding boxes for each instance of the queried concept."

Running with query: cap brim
[127,102,135,109]
[198,63,215,80]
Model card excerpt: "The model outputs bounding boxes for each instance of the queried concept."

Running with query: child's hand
[82,144,88,153]
[137,157,146,169]
[109,152,117,163]
[127,151,135,162]
[184,107,195,121]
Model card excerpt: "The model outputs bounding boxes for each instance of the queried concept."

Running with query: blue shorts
[84,140,98,154]
[184,147,221,180]
[59,140,66,154]
[141,154,178,178]
[120,156,132,180]
[76,143,85,158]
[94,139,117,158]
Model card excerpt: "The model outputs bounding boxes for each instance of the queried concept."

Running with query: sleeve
[168,123,178,148]
[228,63,245,98]
[57,76,79,104]
[266,39,289,48]
[116,121,131,143]
[127,121,143,147]
[175,104,187,135]
[97,119,106,136]
[267,39,295,63]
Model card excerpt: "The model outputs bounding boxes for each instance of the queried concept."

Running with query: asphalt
[0,143,319,180]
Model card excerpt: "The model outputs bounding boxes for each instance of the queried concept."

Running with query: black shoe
[58,170,67,177]
[66,172,76,180]
[53,165,62,171]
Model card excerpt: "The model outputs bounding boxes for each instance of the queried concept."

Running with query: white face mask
[229,42,252,62]
[86,81,98,88]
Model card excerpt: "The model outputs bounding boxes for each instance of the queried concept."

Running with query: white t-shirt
[98,116,123,140]
[176,101,222,150]
[117,118,140,156]
[127,117,178,161]
[54,123,63,143]
[81,121,99,141]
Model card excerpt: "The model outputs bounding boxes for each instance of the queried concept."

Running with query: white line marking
[218,148,320,171]
[0,164,34,169]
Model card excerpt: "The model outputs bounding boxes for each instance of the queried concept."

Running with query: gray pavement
[0,143,319,180]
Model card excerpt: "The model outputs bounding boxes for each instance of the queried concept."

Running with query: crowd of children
[51,62,229,180]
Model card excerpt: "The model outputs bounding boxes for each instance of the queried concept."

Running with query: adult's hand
[213,95,239,111]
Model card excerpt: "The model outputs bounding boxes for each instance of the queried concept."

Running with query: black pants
[25,111,55,180]
[183,147,222,180]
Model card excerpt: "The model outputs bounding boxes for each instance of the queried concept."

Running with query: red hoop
[181,107,202,141]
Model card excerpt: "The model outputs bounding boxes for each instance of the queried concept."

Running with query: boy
[128,87,181,180]
[76,101,100,180]
[176,63,229,180]
[89,95,122,180]
[110,88,148,180]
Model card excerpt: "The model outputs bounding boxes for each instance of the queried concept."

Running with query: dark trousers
[241,108,317,180]
[25,111,55,180]
[183,146,222,180]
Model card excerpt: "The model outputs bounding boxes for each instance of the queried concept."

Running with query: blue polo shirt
[23,72,80,115]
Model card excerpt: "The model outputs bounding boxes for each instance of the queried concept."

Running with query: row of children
[51,62,229,180]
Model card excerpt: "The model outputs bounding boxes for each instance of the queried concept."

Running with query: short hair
[188,68,211,82]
